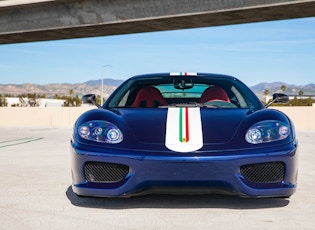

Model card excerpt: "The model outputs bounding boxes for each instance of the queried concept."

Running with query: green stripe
[179,107,183,142]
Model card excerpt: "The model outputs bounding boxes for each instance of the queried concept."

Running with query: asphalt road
[0,127,314,230]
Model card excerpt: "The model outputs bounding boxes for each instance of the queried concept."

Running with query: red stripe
[185,107,189,142]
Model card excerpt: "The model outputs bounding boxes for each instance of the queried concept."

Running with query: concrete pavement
[0,127,314,229]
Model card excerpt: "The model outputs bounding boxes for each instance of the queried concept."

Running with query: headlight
[245,120,290,144]
[78,120,123,144]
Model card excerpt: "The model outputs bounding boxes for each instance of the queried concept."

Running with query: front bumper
[71,143,298,198]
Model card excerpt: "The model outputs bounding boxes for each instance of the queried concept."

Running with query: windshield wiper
[199,103,221,108]
[159,103,220,108]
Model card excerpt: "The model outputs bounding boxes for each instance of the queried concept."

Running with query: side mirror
[273,93,289,103]
[265,93,289,108]
[82,94,101,108]
[82,94,95,104]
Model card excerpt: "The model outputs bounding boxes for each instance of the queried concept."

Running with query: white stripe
[165,107,203,152]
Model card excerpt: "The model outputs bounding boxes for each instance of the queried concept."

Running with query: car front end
[71,73,298,198]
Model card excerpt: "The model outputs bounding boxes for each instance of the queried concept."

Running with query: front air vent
[84,162,129,183]
[240,162,285,183]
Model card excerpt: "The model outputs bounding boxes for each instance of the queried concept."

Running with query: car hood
[118,108,249,145]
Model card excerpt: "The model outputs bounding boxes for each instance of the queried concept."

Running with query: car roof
[128,72,237,80]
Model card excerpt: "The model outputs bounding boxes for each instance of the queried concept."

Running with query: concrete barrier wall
[272,106,315,131]
[0,107,92,128]
[0,106,314,131]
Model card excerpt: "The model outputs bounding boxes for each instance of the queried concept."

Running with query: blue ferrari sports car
[71,72,298,198]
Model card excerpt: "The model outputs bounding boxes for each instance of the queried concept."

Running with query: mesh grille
[84,162,129,183]
[240,162,285,183]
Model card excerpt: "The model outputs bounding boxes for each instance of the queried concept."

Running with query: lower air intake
[84,162,129,183]
[240,162,285,183]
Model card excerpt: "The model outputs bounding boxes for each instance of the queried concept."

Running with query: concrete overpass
[1,0,315,44]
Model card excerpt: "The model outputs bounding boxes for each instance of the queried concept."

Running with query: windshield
[105,74,263,110]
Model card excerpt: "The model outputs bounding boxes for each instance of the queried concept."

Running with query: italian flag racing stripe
[170,72,197,76]
[165,107,203,152]
[179,107,189,142]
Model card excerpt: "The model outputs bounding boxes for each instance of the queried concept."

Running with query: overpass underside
[1,0,315,44]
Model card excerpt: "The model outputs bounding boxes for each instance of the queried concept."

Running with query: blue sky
[1,16,314,87]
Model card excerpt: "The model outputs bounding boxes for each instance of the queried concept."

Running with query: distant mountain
[0,82,117,98]
[1,79,315,99]
[85,78,123,87]
[250,82,288,92]
[0,78,123,98]
[250,82,315,98]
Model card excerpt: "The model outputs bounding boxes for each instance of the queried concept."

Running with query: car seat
[132,86,167,107]
[199,86,230,103]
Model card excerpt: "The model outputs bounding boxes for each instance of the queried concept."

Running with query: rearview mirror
[173,79,194,90]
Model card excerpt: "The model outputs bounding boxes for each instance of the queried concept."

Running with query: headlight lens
[245,120,290,144]
[78,120,123,144]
